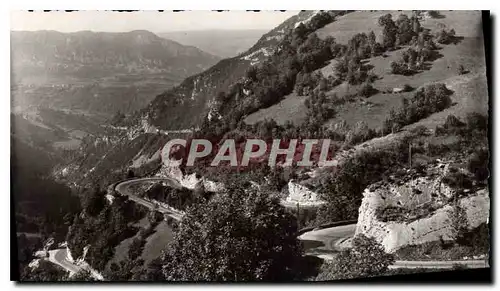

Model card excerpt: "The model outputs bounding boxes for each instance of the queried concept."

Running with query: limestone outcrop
[355,162,490,253]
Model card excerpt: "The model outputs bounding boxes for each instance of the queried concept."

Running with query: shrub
[138,224,156,238]
[427,11,443,19]
[436,28,457,44]
[467,148,489,181]
[376,205,406,222]
[128,237,146,260]
[378,14,398,49]
[465,112,488,133]
[403,84,414,92]
[391,61,415,76]
[382,83,453,134]
[316,234,394,280]
[442,171,473,190]
[456,223,490,253]
[457,65,468,75]
[148,210,164,224]
[358,82,377,97]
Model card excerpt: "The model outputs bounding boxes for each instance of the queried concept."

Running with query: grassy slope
[105,217,175,271]
[244,92,309,125]
[316,10,483,43]
[105,217,150,270]
[327,37,487,129]
[243,11,487,130]
[140,221,174,265]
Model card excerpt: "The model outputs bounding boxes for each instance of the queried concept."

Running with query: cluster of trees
[390,41,440,75]
[344,121,377,147]
[66,189,148,272]
[358,81,378,97]
[377,13,457,76]
[20,260,68,282]
[202,12,351,138]
[161,182,306,281]
[334,53,372,85]
[378,13,422,50]
[382,83,453,134]
[295,71,323,96]
[304,91,336,123]
[12,139,81,241]
[13,138,82,279]
[140,183,201,211]
[435,28,458,45]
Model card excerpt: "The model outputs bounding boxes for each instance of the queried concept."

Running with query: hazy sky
[11,10,299,32]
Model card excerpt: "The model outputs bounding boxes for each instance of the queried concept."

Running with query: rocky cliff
[355,162,490,253]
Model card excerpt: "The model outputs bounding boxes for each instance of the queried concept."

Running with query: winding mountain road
[47,177,488,276]
[299,224,489,269]
[114,177,184,221]
[48,248,81,274]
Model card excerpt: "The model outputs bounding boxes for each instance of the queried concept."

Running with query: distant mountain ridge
[159,29,268,58]
[11,30,221,82]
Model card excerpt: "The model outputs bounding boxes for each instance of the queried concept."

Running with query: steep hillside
[143,10,339,130]
[57,10,348,188]
[245,11,486,129]
[159,29,268,58]
[62,11,488,192]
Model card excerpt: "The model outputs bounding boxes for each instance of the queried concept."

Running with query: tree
[427,10,443,19]
[378,14,397,50]
[82,187,106,217]
[396,14,414,45]
[128,237,146,260]
[358,81,377,98]
[126,169,135,179]
[104,260,135,281]
[457,64,468,75]
[411,15,421,34]
[315,234,394,281]
[467,148,489,181]
[294,22,309,40]
[162,183,303,281]
[368,31,379,56]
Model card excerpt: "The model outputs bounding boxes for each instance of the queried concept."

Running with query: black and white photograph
[9,9,492,283]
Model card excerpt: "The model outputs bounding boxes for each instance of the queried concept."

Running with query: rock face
[282,180,326,207]
[355,164,490,253]
[158,163,224,193]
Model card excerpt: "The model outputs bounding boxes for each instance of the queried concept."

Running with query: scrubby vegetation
[20,260,68,282]
[395,223,490,261]
[316,234,394,280]
[139,183,203,211]
[383,83,453,133]
[376,202,439,223]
